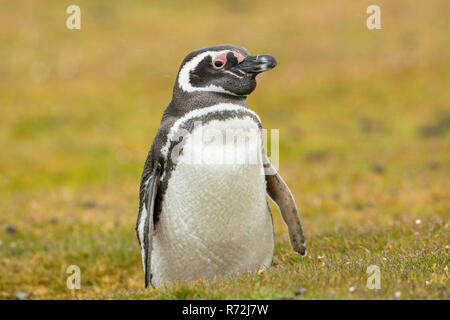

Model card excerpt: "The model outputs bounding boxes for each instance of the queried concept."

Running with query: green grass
[0,0,449,299]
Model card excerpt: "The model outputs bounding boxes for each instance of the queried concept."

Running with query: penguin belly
[151,117,274,287]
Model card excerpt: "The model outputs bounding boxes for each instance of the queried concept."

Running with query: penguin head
[175,45,277,97]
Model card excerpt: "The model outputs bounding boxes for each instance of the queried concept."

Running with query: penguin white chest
[151,117,274,286]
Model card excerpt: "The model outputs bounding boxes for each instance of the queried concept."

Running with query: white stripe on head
[178,50,237,95]
[160,103,261,180]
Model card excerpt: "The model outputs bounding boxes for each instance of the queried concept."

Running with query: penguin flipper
[264,158,306,256]
[140,163,162,288]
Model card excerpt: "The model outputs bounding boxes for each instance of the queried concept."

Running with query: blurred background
[0,0,448,299]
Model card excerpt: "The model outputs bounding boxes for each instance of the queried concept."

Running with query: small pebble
[13,291,28,300]
[395,291,402,298]
[294,287,307,296]
[353,202,363,211]
[349,286,355,292]
[332,192,341,201]
[371,163,385,174]
[427,160,440,170]
[6,225,16,234]
[80,200,97,209]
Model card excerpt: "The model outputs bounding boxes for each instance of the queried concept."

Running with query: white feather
[137,175,152,273]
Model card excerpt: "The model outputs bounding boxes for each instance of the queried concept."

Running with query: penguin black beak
[238,54,277,74]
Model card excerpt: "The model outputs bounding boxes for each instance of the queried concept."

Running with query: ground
[0,0,448,299]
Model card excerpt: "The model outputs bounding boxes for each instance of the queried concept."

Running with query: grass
[0,0,449,299]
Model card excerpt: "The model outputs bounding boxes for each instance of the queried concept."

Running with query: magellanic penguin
[136,45,306,288]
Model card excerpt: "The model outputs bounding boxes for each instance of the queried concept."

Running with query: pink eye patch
[213,51,244,69]
[231,51,244,63]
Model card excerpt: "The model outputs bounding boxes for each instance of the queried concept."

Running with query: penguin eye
[212,52,228,70]
[214,60,225,69]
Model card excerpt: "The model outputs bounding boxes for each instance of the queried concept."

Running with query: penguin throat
[171,91,248,112]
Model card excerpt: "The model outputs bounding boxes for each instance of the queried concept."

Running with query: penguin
[136,45,306,288]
